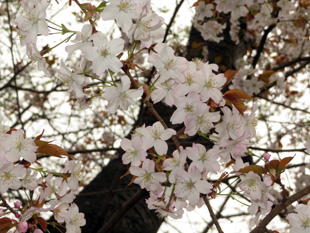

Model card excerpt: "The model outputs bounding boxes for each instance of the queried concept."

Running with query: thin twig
[250,185,310,233]
[0,193,18,217]
[202,196,224,233]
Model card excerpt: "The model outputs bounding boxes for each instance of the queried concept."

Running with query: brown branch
[202,196,224,233]
[0,193,18,217]
[252,24,276,68]
[272,56,310,71]
[250,185,310,233]
[249,146,306,153]
[163,0,185,43]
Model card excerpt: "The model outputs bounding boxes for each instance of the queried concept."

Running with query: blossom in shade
[175,165,212,207]
[130,159,166,191]
[100,0,142,32]
[84,32,124,75]
[14,0,50,45]
[58,60,88,99]
[287,202,310,233]
[121,136,147,166]
[0,164,26,193]
[4,130,37,163]
[102,76,143,113]
[140,121,176,155]
[238,171,268,201]
[62,204,86,233]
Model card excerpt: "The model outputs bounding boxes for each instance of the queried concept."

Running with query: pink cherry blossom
[121,136,147,166]
[102,76,143,113]
[141,121,176,155]
[14,0,50,45]
[85,32,124,75]
[4,129,37,163]
[287,202,310,233]
[0,164,26,193]
[100,0,142,33]
[130,159,166,191]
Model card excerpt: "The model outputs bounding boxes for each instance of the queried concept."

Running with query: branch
[252,24,276,68]
[163,0,185,43]
[250,185,310,233]
[249,146,306,153]
[0,193,18,217]
[202,196,224,233]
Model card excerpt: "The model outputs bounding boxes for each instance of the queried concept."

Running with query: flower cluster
[0,114,85,232]
[12,0,308,232]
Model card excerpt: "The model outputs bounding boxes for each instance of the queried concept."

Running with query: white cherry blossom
[102,76,143,113]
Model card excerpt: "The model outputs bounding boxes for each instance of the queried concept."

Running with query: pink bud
[17,221,28,233]
[15,213,20,218]
[263,153,271,161]
[14,201,21,208]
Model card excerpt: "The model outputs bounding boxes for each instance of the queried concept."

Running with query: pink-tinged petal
[153,172,167,182]
[120,76,131,91]
[100,6,119,21]
[107,57,122,73]
[22,150,36,163]
[127,88,143,99]
[109,38,125,54]
[196,180,212,194]
[26,26,37,44]
[170,109,186,124]
[107,98,120,113]
[37,20,49,36]
[142,159,155,173]
[6,149,20,162]
[120,138,132,150]
[154,139,168,155]
[130,166,145,177]
[161,129,176,140]
[151,89,167,104]
[65,43,83,56]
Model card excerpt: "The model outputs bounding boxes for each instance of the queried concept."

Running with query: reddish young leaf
[35,130,45,141]
[36,216,47,231]
[258,70,275,84]
[224,69,239,86]
[224,89,252,114]
[269,160,280,169]
[0,218,16,233]
[36,143,70,158]
[279,156,294,168]
[238,165,267,174]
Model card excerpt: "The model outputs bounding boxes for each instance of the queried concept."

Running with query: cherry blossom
[238,171,268,201]
[0,164,26,193]
[102,76,143,113]
[61,204,86,233]
[100,0,142,33]
[58,60,88,99]
[287,202,310,233]
[130,159,166,191]
[14,0,50,45]
[140,121,176,155]
[175,165,212,207]
[4,129,37,163]
[121,136,147,166]
[84,32,124,75]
